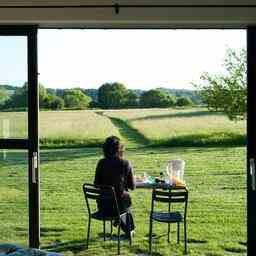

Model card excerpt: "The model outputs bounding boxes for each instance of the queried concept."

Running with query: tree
[49,96,64,110]
[165,94,176,107]
[1,83,64,110]
[123,90,139,108]
[63,89,92,109]
[3,82,27,109]
[140,89,175,108]
[98,82,128,109]
[0,90,8,104]
[42,94,64,110]
[39,83,49,108]
[83,89,98,102]
[176,96,193,107]
[193,48,246,120]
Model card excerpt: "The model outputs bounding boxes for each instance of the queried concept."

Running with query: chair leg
[127,213,132,247]
[177,222,180,244]
[86,216,91,249]
[149,218,153,254]
[103,220,106,241]
[168,223,170,243]
[184,221,187,254]
[117,224,121,255]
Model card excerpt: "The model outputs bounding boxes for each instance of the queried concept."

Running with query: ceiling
[0,0,255,28]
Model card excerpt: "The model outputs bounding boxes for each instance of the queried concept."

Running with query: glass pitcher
[166,160,185,184]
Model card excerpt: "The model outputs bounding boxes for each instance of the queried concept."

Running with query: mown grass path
[96,111,149,148]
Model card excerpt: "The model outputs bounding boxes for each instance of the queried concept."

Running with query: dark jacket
[94,157,135,198]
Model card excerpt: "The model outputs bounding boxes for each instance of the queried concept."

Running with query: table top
[135,181,186,189]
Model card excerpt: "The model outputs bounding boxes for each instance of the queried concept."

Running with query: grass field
[0,108,246,148]
[0,146,246,255]
[0,111,121,147]
[105,108,246,147]
[39,111,121,147]
[0,107,247,255]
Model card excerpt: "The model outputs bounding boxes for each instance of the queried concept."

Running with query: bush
[64,89,92,109]
[176,96,193,107]
[48,95,64,110]
[140,89,175,108]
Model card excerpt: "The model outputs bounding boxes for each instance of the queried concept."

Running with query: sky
[0,29,246,90]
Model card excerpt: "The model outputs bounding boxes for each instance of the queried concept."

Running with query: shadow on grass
[1,146,243,168]
[129,110,217,122]
[205,253,224,256]
[132,247,163,256]
[223,245,247,253]
[42,236,121,254]
[41,239,88,254]
[154,132,246,147]
[40,148,100,163]
[0,151,28,165]
[187,238,208,244]
[40,227,66,238]
[0,148,101,167]
[220,186,245,190]
[15,227,66,238]
[238,241,247,247]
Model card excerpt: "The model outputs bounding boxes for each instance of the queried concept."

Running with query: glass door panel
[0,36,28,139]
[0,149,28,245]
[0,33,30,246]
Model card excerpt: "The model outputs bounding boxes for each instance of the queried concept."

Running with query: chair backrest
[82,183,120,217]
[151,188,188,219]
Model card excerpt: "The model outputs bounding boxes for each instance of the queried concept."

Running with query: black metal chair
[82,183,132,255]
[149,187,188,254]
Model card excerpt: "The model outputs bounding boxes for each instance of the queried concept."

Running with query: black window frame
[0,25,39,248]
[0,25,254,255]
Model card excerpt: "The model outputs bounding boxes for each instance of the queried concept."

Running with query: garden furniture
[148,187,188,254]
[82,183,132,255]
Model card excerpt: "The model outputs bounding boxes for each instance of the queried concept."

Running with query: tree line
[97,83,194,109]
[0,83,195,111]
[0,47,246,121]
[0,83,92,110]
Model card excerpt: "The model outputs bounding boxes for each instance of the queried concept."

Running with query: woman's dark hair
[103,136,121,158]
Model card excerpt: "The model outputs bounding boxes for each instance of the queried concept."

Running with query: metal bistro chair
[149,187,188,254]
[82,183,132,255]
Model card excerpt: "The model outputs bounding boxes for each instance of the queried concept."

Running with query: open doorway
[36,29,246,255]
[0,29,247,255]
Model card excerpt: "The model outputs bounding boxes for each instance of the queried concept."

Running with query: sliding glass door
[0,26,39,248]
[247,28,256,256]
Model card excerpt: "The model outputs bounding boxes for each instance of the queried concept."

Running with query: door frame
[247,27,256,256]
[0,25,254,254]
[0,26,39,248]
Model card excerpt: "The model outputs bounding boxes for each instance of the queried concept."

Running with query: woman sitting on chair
[94,136,135,236]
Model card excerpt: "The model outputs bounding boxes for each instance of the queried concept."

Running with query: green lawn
[0,146,246,255]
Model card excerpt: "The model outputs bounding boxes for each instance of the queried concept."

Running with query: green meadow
[0,108,246,148]
[105,108,246,147]
[0,108,247,255]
